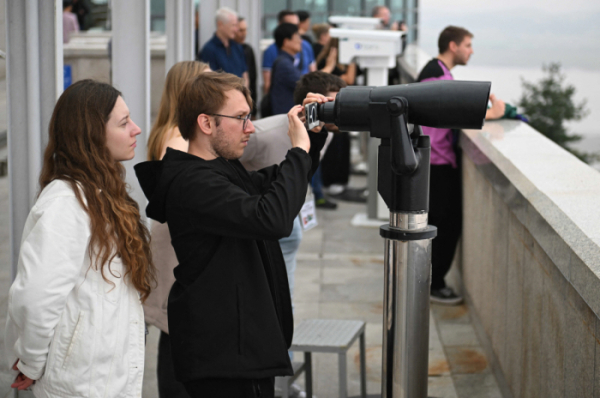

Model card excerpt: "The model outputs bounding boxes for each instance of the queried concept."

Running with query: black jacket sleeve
[175,148,312,241]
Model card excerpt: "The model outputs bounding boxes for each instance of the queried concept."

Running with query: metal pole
[111,0,150,211]
[382,212,432,398]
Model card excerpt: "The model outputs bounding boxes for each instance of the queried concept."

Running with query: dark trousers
[157,331,191,398]
[429,164,462,290]
[321,132,350,187]
[311,165,324,200]
[184,377,275,398]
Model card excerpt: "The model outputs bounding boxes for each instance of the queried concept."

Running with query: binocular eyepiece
[307,80,491,134]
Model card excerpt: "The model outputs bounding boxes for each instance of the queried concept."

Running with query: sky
[418,0,600,70]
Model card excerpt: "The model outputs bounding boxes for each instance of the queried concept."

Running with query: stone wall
[459,120,600,398]
[64,32,167,118]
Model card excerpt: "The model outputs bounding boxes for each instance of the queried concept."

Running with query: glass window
[292,0,327,14]
[333,0,361,15]
[365,0,385,16]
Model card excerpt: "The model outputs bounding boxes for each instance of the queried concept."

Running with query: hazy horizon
[418,0,600,144]
[419,0,600,70]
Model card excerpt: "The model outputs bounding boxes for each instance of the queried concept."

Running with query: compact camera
[304,102,320,131]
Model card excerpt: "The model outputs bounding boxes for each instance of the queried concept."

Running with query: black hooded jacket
[135,131,326,382]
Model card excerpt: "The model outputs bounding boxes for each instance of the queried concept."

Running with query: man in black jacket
[135,72,329,397]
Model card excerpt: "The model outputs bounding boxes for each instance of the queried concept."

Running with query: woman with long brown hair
[5,79,155,397]
[145,60,208,398]
[315,37,357,85]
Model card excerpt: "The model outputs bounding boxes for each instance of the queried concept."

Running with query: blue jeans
[278,217,302,301]
[279,216,302,362]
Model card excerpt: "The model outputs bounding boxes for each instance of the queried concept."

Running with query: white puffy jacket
[4,180,145,398]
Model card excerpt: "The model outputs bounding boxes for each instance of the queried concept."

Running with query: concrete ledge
[461,120,600,318]
[459,120,600,396]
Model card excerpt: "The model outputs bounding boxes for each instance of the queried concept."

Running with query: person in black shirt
[135,72,329,398]
[297,10,312,44]
[234,16,258,118]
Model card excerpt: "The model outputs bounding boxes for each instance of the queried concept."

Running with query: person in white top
[4,79,156,397]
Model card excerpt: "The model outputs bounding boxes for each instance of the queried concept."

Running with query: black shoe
[315,198,338,209]
[430,287,463,305]
[328,187,367,203]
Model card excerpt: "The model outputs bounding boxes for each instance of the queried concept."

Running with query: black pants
[157,331,191,398]
[429,164,462,290]
[184,377,275,398]
[321,132,350,187]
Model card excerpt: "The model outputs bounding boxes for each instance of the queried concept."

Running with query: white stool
[286,319,367,398]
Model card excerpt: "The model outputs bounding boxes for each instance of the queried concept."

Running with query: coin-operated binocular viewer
[328,16,382,30]
[327,24,406,222]
[308,80,491,398]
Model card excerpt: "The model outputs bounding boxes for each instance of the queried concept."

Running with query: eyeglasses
[209,113,252,130]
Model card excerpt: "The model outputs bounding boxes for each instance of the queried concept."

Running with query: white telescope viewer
[328,17,405,223]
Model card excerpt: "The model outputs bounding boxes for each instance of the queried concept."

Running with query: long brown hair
[147,61,209,160]
[316,37,339,66]
[39,79,155,302]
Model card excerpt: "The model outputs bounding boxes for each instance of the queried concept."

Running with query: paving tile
[321,266,383,285]
[320,282,383,303]
[438,323,480,347]
[318,302,383,324]
[452,373,503,398]
[298,226,324,256]
[428,376,459,398]
[445,346,490,375]
[431,304,471,325]
[294,282,321,303]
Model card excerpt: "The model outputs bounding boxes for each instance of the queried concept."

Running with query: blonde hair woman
[147,61,210,161]
[145,60,209,398]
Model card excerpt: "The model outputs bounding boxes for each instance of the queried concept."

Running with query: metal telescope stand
[374,97,437,398]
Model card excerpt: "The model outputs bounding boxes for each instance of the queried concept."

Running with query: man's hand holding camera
[287,93,334,154]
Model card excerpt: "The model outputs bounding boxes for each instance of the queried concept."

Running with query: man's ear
[197,114,213,136]
[448,41,458,53]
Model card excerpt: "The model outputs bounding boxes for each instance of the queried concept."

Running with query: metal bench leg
[305,352,313,398]
[338,352,348,398]
[360,332,367,398]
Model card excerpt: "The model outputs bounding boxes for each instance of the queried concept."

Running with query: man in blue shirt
[199,7,248,86]
[262,10,316,93]
[270,23,303,115]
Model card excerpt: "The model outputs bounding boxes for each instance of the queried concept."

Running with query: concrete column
[111,0,150,212]
[7,0,63,279]
[165,0,194,73]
